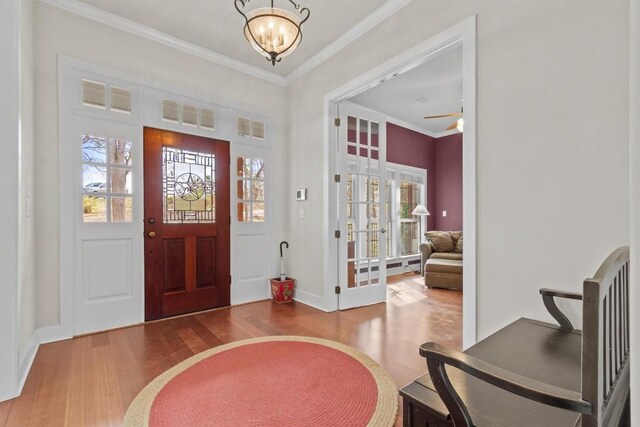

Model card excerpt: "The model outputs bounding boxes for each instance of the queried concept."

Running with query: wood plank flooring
[0,274,461,426]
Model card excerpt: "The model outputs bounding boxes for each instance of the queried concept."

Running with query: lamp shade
[244,8,302,60]
[411,204,430,216]
[235,0,310,66]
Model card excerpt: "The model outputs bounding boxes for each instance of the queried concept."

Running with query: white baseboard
[387,266,421,277]
[37,324,72,345]
[293,289,330,312]
[17,331,39,396]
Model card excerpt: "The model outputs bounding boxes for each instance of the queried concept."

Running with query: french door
[337,103,388,310]
[143,128,230,320]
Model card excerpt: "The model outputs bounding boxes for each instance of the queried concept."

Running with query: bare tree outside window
[237,157,265,222]
[110,139,132,222]
[82,134,132,222]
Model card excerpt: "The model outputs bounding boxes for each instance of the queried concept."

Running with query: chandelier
[235,0,310,66]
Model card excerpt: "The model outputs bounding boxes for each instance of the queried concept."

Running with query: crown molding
[39,0,289,86]
[39,0,415,87]
[387,117,437,138]
[285,0,415,84]
[434,128,462,138]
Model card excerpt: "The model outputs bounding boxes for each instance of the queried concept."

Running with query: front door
[143,128,230,320]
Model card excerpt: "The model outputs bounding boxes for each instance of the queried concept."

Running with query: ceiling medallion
[235,0,311,66]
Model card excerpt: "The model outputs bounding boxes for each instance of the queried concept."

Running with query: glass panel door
[338,103,387,310]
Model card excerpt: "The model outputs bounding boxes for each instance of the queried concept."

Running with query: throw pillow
[450,231,462,246]
[425,231,455,252]
[454,234,463,253]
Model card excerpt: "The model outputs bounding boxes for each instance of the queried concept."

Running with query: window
[345,161,425,260]
[81,79,132,114]
[163,147,215,224]
[82,134,133,222]
[345,173,391,261]
[237,117,265,140]
[399,181,420,255]
[162,99,216,130]
[384,181,392,256]
[237,157,265,222]
[82,80,106,109]
[110,87,132,113]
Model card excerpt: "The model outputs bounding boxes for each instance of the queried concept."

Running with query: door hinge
[334,117,341,127]
[334,230,341,239]
[334,174,340,183]
[335,285,341,294]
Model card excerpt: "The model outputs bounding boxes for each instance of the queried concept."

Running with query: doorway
[143,128,231,320]
[325,17,477,347]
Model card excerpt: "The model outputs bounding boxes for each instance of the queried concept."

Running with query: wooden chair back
[582,246,630,427]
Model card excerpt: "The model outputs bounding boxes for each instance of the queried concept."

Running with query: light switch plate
[442,211,447,217]
[298,208,305,219]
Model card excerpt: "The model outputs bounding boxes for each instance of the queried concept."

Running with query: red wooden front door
[143,128,230,321]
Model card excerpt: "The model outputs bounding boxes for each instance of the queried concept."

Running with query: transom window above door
[81,80,133,115]
[162,99,216,131]
[237,117,265,140]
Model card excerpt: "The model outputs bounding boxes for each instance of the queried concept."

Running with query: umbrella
[280,241,289,281]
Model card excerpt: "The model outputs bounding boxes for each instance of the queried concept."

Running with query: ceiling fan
[424,107,463,131]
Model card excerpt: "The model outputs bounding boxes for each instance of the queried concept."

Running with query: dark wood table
[400,318,583,426]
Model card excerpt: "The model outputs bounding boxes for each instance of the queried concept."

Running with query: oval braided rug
[124,336,398,427]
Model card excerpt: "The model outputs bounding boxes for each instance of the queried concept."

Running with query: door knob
[148,231,156,238]
[380,228,387,234]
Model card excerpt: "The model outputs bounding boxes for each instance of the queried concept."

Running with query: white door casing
[58,57,276,337]
[324,17,476,346]
[337,102,388,309]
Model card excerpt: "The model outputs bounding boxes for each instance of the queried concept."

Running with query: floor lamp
[411,204,430,275]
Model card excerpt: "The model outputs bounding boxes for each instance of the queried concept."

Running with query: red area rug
[124,336,398,427]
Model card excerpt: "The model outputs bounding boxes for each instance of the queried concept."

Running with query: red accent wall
[386,123,463,232]
[434,133,463,231]
[386,123,437,230]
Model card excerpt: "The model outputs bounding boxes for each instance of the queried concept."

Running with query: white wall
[287,0,630,339]
[33,3,289,328]
[0,0,37,401]
[0,0,21,402]
[19,0,37,373]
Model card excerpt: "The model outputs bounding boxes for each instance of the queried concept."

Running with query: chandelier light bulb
[235,0,311,66]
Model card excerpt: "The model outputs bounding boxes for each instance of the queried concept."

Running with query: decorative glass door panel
[163,147,215,224]
[338,103,387,310]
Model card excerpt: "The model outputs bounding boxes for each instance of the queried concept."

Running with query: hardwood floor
[0,274,461,426]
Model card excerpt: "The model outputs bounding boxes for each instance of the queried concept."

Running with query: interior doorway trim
[323,16,477,348]
[628,0,639,421]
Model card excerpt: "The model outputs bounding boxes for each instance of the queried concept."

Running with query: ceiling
[72,0,391,77]
[350,46,463,134]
